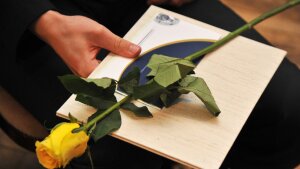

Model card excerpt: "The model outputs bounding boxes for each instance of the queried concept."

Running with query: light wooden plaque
[57,6,285,169]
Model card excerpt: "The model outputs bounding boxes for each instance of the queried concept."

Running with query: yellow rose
[35,123,89,169]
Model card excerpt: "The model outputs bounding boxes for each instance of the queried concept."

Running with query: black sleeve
[0,0,56,60]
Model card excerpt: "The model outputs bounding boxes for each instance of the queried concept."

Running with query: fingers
[94,26,141,58]
[83,59,99,77]
[74,58,99,78]
[66,48,99,78]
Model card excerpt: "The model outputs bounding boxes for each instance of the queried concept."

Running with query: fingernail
[129,44,141,54]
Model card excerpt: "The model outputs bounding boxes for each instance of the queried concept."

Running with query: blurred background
[0,1,299,169]
[221,0,300,67]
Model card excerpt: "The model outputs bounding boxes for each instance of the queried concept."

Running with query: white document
[90,13,221,81]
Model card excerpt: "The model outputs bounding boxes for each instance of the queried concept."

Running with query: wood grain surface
[58,6,286,169]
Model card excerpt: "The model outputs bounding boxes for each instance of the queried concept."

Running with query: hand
[33,10,141,77]
[147,0,193,7]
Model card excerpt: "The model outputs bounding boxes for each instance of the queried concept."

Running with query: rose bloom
[35,123,89,169]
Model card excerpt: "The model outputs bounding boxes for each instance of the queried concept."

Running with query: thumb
[95,26,141,58]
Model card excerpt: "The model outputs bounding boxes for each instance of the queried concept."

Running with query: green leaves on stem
[134,54,220,115]
[87,109,121,141]
[59,0,300,143]
[59,67,152,141]
[178,76,220,116]
[118,67,140,94]
[59,54,221,141]
[58,14,222,142]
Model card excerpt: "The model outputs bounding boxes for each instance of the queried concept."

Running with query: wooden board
[57,6,285,169]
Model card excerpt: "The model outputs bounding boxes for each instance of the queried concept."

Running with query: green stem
[185,0,300,61]
[83,95,131,131]
[74,0,300,133]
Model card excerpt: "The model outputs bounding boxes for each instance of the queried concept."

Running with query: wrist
[32,10,64,44]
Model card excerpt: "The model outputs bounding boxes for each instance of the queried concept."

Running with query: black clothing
[1,0,299,168]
